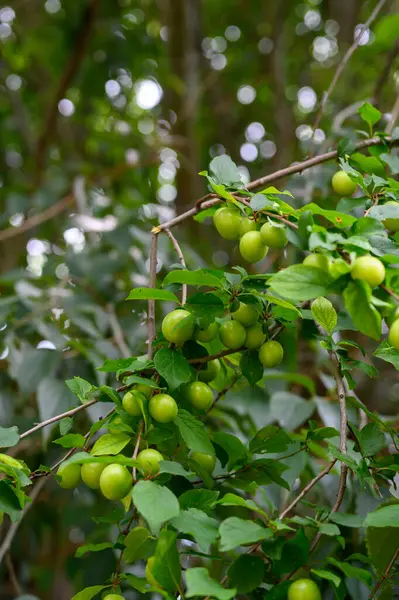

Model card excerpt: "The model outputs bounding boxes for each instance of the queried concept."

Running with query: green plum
[232,302,259,326]
[122,389,147,416]
[351,255,385,287]
[260,222,287,248]
[213,206,241,240]
[149,393,178,423]
[161,309,195,345]
[259,340,284,367]
[198,358,221,382]
[239,217,257,236]
[288,578,321,600]
[245,323,266,349]
[331,170,356,196]
[191,451,216,474]
[184,381,214,410]
[219,320,246,349]
[194,322,219,343]
[239,231,268,263]
[81,462,106,489]
[303,254,330,270]
[57,462,81,489]
[382,201,399,232]
[99,464,132,500]
[137,448,163,476]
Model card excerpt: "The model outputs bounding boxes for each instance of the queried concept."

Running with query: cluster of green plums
[213,204,288,263]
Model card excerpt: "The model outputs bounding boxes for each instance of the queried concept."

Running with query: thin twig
[107,304,131,358]
[189,347,245,365]
[132,421,144,482]
[312,0,388,133]
[147,233,158,360]
[369,546,399,599]
[20,399,98,440]
[165,228,188,304]
[206,373,240,414]
[385,91,399,134]
[5,553,22,596]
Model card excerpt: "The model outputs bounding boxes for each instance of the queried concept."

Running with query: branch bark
[147,233,158,360]
[165,228,188,304]
[369,546,399,599]
[20,399,98,440]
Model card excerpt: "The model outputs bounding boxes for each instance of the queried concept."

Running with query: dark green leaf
[171,508,219,552]
[126,287,180,302]
[343,281,381,340]
[219,517,272,551]
[357,423,385,457]
[0,480,23,522]
[268,265,332,302]
[179,489,219,513]
[154,348,192,390]
[228,554,265,593]
[132,480,180,535]
[175,409,215,455]
[374,340,399,369]
[54,434,86,449]
[124,527,153,564]
[65,377,94,403]
[0,426,20,448]
[249,425,291,454]
[328,557,373,588]
[185,567,236,600]
[152,529,182,593]
[75,542,114,557]
[213,432,248,469]
[240,350,263,385]
[163,269,225,289]
[358,102,382,128]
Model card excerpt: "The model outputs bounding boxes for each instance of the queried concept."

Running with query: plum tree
[303,254,330,270]
[191,452,216,474]
[81,462,106,489]
[232,302,259,326]
[137,448,163,476]
[259,340,284,367]
[183,381,214,410]
[260,222,287,248]
[239,216,257,236]
[331,170,357,196]
[288,579,321,600]
[219,320,246,349]
[351,255,385,287]
[239,231,268,263]
[57,462,81,489]
[198,358,221,382]
[213,206,241,239]
[122,389,147,416]
[161,309,195,344]
[99,464,132,500]
[194,322,219,342]
[245,323,266,349]
[149,393,178,423]
[145,556,161,588]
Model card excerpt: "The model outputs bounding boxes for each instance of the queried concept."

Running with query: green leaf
[171,508,219,552]
[175,409,215,455]
[328,557,373,588]
[75,542,114,557]
[154,348,192,390]
[228,554,265,593]
[329,513,364,528]
[209,154,242,188]
[213,432,248,469]
[62,451,142,470]
[54,433,86,449]
[71,585,108,600]
[311,296,337,334]
[369,203,399,221]
[132,480,180,534]
[268,265,332,302]
[311,569,341,588]
[179,489,219,513]
[357,423,385,457]
[219,517,272,551]
[216,493,267,518]
[185,567,236,600]
[126,287,180,302]
[358,102,382,128]
[249,425,291,454]
[0,426,20,448]
[263,371,315,395]
[261,294,302,316]
[152,530,182,593]
[90,433,131,456]
[159,460,193,479]
[65,377,94,403]
[270,392,315,431]
[364,504,399,528]
[0,480,23,522]
[185,293,226,325]
[373,341,399,369]
[124,526,153,563]
[163,269,225,289]
[59,417,73,436]
[296,203,356,228]
[273,529,310,576]
[123,574,148,593]
[240,350,263,385]
[379,153,399,175]
[343,281,381,340]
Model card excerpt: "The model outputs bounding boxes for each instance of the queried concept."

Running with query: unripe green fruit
[259,340,284,368]
[137,448,163,476]
[135,383,152,398]
[149,393,178,423]
[351,255,385,287]
[389,319,399,351]
[260,222,287,248]
[122,390,147,417]
[191,451,216,474]
[303,254,330,270]
[219,320,246,349]
[382,201,399,232]
[104,594,125,599]
[57,462,81,489]
[239,217,257,236]
[331,170,356,196]
[161,309,195,345]
[198,358,221,382]
[232,302,259,326]
[99,464,132,500]
[239,231,268,263]
[194,322,219,343]
[213,206,241,240]
[81,462,106,489]
[245,323,266,349]
[288,578,321,600]
[184,381,214,410]
[146,556,161,588]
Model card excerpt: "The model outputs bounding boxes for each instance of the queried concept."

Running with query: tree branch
[132,421,144,483]
[312,0,389,133]
[165,228,188,304]
[147,233,158,360]
[20,399,98,440]
[369,546,399,599]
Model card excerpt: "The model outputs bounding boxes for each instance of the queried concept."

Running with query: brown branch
[312,0,389,133]
[5,553,22,596]
[369,546,399,599]
[20,399,98,440]
[165,228,188,304]
[147,233,158,360]
[206,373,240,415]
[132,421,144,483]
[35,0,101,176]
[189,347,245,365]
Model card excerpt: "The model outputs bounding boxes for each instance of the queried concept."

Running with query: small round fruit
[331,170,356,196]
[351,255,385,287]
[245,323,266,349]
[288,578,321,600]
[184,381,213,410]
[135,383,152,398]
[146,556,161,588]
[57,462,81,489]
[149,393,178,423]
[162,309,195,345]
[213,206,241,240]
[303,254,330,270]
[239,217,257,236]
[122,389,147,417]
[137,448,163,476]
[389,319,399,351]
[191,452,216,474]
[259,340,284,368]
[260,222,287,248]
[81,462,106,489]
[99,464,132,501]
[219,320,246,350]
[104,595,125,600]
[194,322,219,343]
[239,231,268,263]
[198,358,221,383]
[382,201,399,232]
[232,302,259,326]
